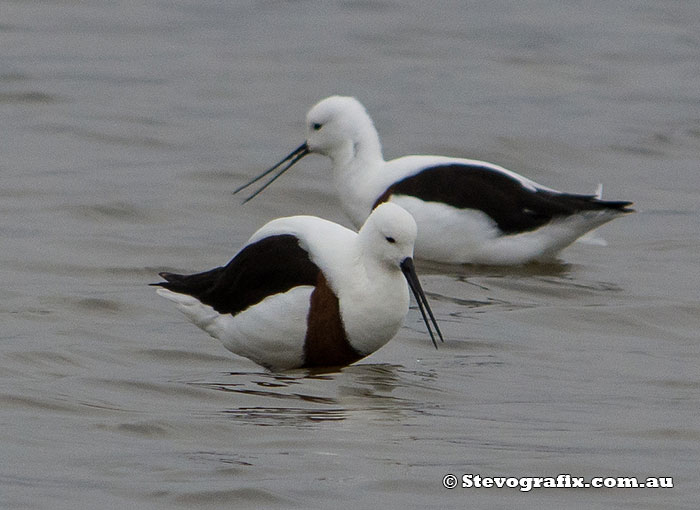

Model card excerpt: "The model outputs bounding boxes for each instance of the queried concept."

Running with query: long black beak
[400,257,444,349]
[233,142,310,203]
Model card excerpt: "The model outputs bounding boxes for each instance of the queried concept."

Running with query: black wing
[374,164,633,234]
[152,234,320,315]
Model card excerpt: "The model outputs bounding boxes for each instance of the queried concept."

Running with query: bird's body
[236,96,633,265]
[153,203,441,371]
[333,155,628,265]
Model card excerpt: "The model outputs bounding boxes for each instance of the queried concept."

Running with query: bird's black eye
[312,122,323,131]
[385,236,396,244]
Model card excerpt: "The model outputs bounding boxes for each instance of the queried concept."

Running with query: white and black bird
[235,96,633,265]
[152,203,442,371]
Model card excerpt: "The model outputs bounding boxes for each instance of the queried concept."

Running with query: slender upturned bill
[400,257,443,349]
[234,142,310,203]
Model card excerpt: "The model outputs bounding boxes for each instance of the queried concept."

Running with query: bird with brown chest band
[152,203,442,371]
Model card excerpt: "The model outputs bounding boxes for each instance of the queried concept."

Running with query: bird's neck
[327,131,383,168]
[340,252,408,355]
[329,137,385,228]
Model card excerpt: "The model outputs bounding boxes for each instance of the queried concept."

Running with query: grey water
[2,1,699,508]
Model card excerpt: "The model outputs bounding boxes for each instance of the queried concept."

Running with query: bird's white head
[233,96,383,205]
[305,96,382,163]
[358,202,417,270]
[356,202,443,348]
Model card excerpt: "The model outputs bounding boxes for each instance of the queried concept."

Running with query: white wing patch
[157,286,313,370]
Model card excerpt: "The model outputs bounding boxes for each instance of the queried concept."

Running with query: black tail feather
[598,199,634,212]
[150,267,226,297]
[547,192,634,213]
